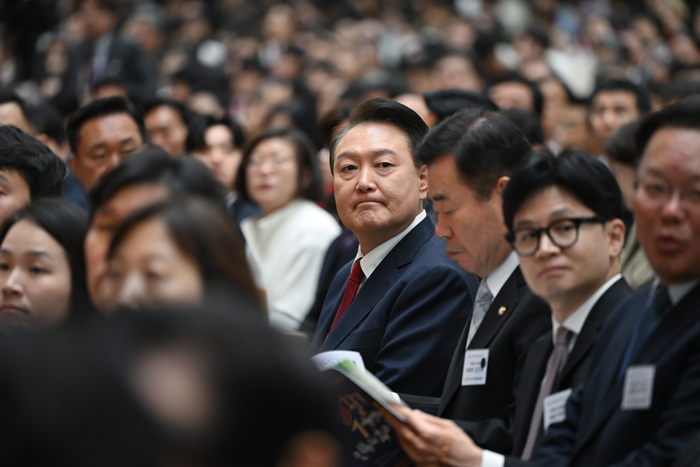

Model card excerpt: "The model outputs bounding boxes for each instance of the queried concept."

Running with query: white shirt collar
[485,251,520,299]
[354,210,426,280]
[651,278,700,306]
[552,274,622,346]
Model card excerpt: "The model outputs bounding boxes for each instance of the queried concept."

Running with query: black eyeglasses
[506,216,606,257]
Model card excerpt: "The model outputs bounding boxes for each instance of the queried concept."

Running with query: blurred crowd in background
[0,0,700,466]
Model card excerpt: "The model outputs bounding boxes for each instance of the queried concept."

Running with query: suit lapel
[319,218,433,351]
[440,268,524,410]
[468,269,524,349]
[557,279,631,385]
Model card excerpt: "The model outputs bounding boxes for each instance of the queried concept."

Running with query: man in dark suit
[386,150,631,465]
[310,98,478,397]
[383,109,551,455]
[50,0,156,115]
[532,97,700,466]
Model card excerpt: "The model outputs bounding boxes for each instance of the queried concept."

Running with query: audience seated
[396,109,551,453]
[237,127,340,330]
[0,125,66,225]
[186,114,259,225]
[66,96,147,191]
[605,121,655,289]
[143,98,191,158]
[104,197,259,311]
[85,147,226,309]
[535,95,700,467]
[310,98,479,397]
[0,199,95,327]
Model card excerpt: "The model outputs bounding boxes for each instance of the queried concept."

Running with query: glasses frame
[506,216,606,257]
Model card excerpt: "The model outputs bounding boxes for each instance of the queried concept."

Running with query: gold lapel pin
[498,306,506,316]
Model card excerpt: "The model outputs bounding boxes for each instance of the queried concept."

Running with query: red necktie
[328,260,364,334]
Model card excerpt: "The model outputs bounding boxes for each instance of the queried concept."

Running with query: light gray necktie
[466,279,493,348]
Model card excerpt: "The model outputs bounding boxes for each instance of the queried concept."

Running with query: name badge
[543,388,572,432]
[622,365,655,410]
[462,349,489,386]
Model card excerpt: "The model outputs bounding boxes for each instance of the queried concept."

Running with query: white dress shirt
[352,210,427,289]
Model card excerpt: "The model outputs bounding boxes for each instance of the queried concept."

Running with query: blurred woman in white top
[236,128,341,330]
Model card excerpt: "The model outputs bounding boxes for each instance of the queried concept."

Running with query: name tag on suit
[544,389,572,432]
[622,365,655,410]
[462,349,489,386]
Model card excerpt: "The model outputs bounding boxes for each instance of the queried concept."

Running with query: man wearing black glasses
[387,148,631,467]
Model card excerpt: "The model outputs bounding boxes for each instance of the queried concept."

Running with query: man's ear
[608,218,626,258]
[494,176,510,196]
[418,164,428,201]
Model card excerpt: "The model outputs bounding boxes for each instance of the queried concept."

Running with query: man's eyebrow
[335,148,399,160]
[0,172,8,184]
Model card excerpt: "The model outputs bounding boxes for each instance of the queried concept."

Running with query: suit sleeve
[533,384,583,467]
[373,265,473,397]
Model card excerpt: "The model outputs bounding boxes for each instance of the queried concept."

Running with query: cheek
[85,233,109,275]
[29,273,72,322]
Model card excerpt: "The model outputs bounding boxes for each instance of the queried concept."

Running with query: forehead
[252,137,295,154]
[2,219,64,255]
[146,106,182,125]
[97,183,171,219]
[639,127,700,174]
[592,90,636,107]
[428,156,471,194]
[515,186,592,221]
[79,113,142,147]
[204,125,234,144]
[0,168,29,190]
[335,122,412,158]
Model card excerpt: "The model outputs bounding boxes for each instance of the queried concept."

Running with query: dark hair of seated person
[0,125,66,198]
[502,149,625,232]
[0,199,96,321]
[108,197,260,308]
[88,146,228,220]
[0,309,338,466]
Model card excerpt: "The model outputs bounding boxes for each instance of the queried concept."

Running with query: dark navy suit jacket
[502,277,631,466]
[310,217,479,397]
[537,281,700,467]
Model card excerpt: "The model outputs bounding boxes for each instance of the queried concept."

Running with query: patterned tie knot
[348,260,364,284]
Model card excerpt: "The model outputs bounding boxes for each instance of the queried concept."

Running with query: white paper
[622,365,655,410]
[462,349,489,386]
[312,350,366,371]
[543,388,572,432]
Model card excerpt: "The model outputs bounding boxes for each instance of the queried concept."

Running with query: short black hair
[185,114,245,153]
[88,146,227,219]
[500,108,545,146]
[0,125,65,198]
[0,199,95,320]
[422,89,498,124]
[502,149,625,232]
[25,103,66,144]
[634,95,700,165]
[589,79,651,114]
[604,121,637,166]
[417,109,531,200]
[330,98,428,174]
[143,98,192,127]
[66,97,146,156]
[0,89,36,134]
[486,72,544,117]
[236,127,324,203]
